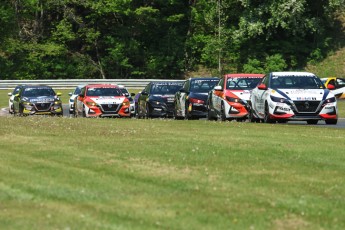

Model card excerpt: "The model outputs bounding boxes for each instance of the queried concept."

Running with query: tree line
[0,0,344,80]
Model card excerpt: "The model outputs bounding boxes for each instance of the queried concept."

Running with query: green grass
[0,117,344,229]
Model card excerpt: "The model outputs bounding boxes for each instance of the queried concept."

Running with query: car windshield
[22,88,55,97]
[86,87,122,96]
[150,83,183,94]
[270,76,324,89]
[190,79,219,92]
[119,88,130,97]
[226,78,261,90]
[74,87,82,95]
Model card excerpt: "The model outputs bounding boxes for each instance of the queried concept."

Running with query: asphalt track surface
[2,104,345,128]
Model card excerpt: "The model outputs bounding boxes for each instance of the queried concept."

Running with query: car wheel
[185,104,192,120]
[264,103,275,123]
[9,105,13,114]
[145,104,151,119]
[19,104,24,116]
[248,108,259,123]
[325,119,337,125]
[206,101,216,121]
[82,106,86,117]
[220,103,227,121]
[307,120,318,125]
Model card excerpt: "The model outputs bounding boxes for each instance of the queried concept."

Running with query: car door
[253,75,269,115]
[139,84,150,115]
[176,79,190,117]
[12,88,23,113]
[76,87,86,114]
[212,77,225,113]
[180,80,189,116]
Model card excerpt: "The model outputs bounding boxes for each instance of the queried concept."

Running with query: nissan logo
[304,101,310,109]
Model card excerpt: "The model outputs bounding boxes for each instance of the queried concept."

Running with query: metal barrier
[0,79,185,90]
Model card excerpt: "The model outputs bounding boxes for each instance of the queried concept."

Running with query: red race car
[207,73,264,121]
[74,84,131,118]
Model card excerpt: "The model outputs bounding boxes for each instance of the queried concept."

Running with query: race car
[12,85,63,116]
[68,85,84,114]
[74,84,131,118]
[8,85,25,114]
[321,77,345,99]
[137,81,184,118]
[118,85,136,117]
[174,77,219,119]
[249,72,338,124]
[207,74,264,121]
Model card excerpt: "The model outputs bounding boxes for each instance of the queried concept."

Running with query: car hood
[90,96,126,104]
[227,90,252,101]
[189,92,208,101]
[24,96,56,103]
[272,88,332,101]
[150,94,175,103]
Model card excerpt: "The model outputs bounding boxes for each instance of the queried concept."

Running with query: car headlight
[69,98,74,103]
[122,101,130,106]
[86,101,98,106]
[150,100,162,105]
[270,95,289,103]
[22,101,32,106]
[324,97,336,103]
[226,96,241,103]
[54,101,62,105]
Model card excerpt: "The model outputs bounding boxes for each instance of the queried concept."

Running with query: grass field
[0,114,345,229]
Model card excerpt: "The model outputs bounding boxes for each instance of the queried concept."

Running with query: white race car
[7,85,25,113]
[249,72,338,125]
[68,85,84,114]
[118,85,136,117]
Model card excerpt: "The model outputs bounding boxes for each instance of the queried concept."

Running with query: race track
[2,105,345,128]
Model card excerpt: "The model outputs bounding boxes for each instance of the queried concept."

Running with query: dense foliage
[0,0,344,79]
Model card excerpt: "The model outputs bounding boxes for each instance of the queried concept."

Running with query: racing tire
[82,106,86,117]
[18,105,24,117]
[185,104,193,120]
[307,120,318,125]
[325,119,337,125]
[145,104,151,119]
[220,103,227,121]
[264,104,275,124]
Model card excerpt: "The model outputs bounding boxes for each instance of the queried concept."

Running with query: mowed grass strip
[0,116,344,229]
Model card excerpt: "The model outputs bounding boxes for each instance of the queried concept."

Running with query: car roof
[85,84,119,88]
[271,72,315,77]
[22,85,52,89]
[224,73,265,78]
[189,77,219,81]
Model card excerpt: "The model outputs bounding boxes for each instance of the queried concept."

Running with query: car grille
[166,102,174,112]
[100,104,120,113]
[34,103,52,111]
[293,101,321,113]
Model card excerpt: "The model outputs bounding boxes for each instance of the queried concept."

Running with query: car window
[270,76,324,89]
[226,78,261,90]
[336,78,345,88]
[150,83,183,94]
[190,79,219,92]
[86,87,122,96]
[22,88,55,97]
[13,86,21,94]
[74,87,82,95]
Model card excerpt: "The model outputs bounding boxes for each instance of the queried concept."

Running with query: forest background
[0,0,344,80]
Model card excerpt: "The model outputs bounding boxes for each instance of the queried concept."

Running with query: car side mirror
[8,92,12,96]
[131,93,135,97]
[14,93,20,97]
[258,83,267,90]
[327,84,335,90]
[141,91,148,95]
[214,85,222,91]
[56,92,62,96]
[68,92,72,96]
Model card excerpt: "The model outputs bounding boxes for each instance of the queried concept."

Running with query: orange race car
[74,84,131,117]
[207,73,264,121]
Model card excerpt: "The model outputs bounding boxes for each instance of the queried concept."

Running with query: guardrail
[0,79,185,90]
